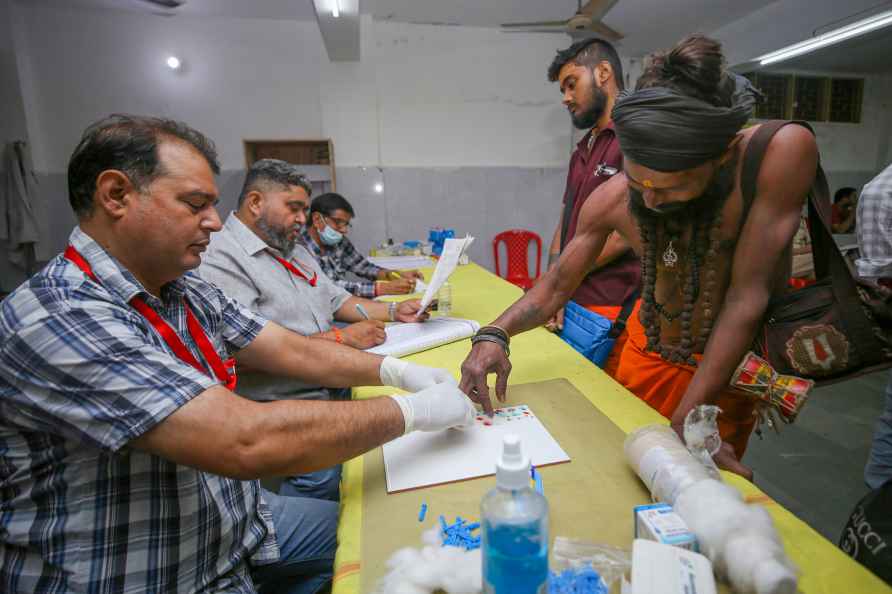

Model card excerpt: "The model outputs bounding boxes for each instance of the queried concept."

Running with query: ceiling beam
[312,0,360,62]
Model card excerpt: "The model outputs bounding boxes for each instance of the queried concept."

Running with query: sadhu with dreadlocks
[459,35,819,479]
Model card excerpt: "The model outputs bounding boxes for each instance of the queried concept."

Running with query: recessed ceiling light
[166,56,182,70]
[373,182,384,194]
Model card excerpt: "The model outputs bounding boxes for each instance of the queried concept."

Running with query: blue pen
[418,502,428,522]
[355,303,371,320]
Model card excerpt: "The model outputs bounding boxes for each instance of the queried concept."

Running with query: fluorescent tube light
[332,0,340,18]
[757,8,892,66]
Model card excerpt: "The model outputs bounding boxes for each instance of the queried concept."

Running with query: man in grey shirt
[200,159,431,499]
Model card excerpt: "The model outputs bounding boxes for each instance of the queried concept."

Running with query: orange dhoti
[583,304,629,379]
[613,301,757,459]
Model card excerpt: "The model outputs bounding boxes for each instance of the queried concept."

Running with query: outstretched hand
[459,341,511,416]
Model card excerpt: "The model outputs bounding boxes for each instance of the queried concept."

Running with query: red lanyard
[64,246,237,390]
[271,254,317,287]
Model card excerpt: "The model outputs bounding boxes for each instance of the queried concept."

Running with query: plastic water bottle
[438,282,452,317]
[481,434,549,594]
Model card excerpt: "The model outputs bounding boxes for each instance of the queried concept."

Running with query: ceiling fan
[500,0,623,41]
[137,0,185,9]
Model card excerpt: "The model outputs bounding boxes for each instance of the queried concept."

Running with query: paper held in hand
[419,236,474,313]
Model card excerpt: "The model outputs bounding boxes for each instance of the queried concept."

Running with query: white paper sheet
[367,256,435,270]
[382,404,570,493]
[366,317,479,358]
[419,236,474,313]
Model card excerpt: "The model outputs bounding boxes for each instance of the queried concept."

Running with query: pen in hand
[355,303,371,320]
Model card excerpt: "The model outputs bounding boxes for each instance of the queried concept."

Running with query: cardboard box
[634,503,698,552]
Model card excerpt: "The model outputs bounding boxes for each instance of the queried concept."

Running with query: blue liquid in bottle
[482,435,548,594]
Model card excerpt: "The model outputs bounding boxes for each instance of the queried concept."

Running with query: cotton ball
[440,549,482,594]
[390,581,430,594]
[724,533,773,591]
[422,526,441,547]
[738,505,780,542]
[724,532,797,594]
[388,547,424,570]
[404,554,444,588]
[373,573,429,594]
[753,558,798,594]
[675,481,742,563]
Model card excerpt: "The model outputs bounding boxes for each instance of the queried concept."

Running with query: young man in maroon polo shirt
[544,38,640,376]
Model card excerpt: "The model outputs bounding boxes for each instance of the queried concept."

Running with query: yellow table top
[332,262,889,594]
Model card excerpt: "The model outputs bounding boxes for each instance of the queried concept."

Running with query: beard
[571,82,608,130]
[627,160,737,225]
[257,215,300,254]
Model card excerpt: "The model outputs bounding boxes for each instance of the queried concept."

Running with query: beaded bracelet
[471,333,510,356]
[477,325,510,345]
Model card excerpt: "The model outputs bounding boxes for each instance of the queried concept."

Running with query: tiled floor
[745,369,888,543]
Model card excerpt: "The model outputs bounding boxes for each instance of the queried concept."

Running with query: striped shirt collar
[69,225,189,306]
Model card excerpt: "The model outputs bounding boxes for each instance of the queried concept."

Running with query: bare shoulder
[577,172,630,230]
[753,123,818,210]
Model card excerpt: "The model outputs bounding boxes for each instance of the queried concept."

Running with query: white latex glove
[389,383,477,434]
[379,356,457,392]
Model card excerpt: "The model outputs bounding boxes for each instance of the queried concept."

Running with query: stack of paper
[366,317,480,358]
[367,255,435,270]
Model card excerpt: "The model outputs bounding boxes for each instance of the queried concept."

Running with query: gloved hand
[389,383,477,434]
[379,356,457,392]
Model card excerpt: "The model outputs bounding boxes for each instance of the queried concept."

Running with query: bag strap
[608,292,638,339]
[741,120,884,366]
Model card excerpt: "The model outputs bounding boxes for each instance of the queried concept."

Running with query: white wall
[0,0,33,290]
[3,3,583,285]
[17,5,575,173]
[8,0,892,287]
[357,18,571,168]
[16,3,327,173]
[807,73,892,191]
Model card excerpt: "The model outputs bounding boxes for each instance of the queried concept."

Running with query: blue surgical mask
[319,223,343,246]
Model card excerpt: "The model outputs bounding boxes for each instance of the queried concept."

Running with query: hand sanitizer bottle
[481,434,549,594]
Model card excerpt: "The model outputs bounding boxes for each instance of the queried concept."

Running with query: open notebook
[365,317,480,358]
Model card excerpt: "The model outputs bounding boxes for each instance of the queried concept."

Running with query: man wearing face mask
[200,160,433,500]
[301,192,424,298]
[460,35,820,480]
[543,37,640,377]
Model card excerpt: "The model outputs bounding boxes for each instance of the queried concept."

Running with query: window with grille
[829,79,863,123]
[743,72,864,124]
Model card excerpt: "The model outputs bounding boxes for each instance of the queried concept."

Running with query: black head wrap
[612,74,760,172]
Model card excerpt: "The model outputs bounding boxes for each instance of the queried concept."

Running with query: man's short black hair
[311,192,355,219]
[237,159,313,208]
[547,37,624,90]
[67,114,219,218]
[834,187,857,203]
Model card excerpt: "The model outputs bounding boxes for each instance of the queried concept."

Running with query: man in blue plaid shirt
[857,162,892,490]
[0,115,476,594]
[300,192,424,298]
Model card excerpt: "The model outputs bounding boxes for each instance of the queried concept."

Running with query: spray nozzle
[497,434,531,491]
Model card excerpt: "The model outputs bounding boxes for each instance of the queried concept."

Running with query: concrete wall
[3,0,892,291]
[0,3,576,290]
[0,0,33,290]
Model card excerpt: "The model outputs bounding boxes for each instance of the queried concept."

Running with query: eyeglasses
[324,215,352,231]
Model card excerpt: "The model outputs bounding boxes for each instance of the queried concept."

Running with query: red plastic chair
[493,229,542,290]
